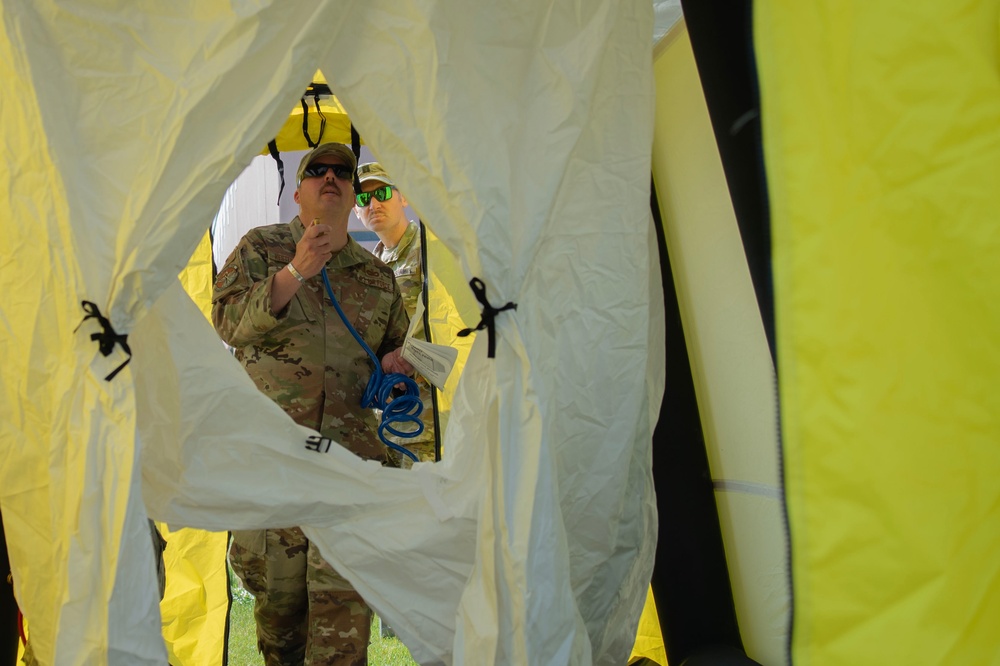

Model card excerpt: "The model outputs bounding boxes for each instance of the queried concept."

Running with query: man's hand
[381,348,414,377]
[270,221,333,314]
[292,221,334,279]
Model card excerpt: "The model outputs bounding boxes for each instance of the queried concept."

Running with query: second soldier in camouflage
[354,161,438,466]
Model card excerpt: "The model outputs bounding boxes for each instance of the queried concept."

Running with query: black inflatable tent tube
[1,510,18,664]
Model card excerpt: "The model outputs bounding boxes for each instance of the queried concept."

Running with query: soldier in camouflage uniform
[355,162,437,466]
[212,143,412,666]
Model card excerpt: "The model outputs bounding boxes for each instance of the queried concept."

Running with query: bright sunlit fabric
[756,1,1000,664]
[158,238,229,666]
[0,2,660,664]
[422,225,480,441]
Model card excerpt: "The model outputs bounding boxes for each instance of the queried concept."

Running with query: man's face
[293,160,355,219]
[355,179,409,238]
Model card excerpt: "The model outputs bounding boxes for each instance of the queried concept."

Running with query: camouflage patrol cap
[296,143,358,185]
[356,162,395,187]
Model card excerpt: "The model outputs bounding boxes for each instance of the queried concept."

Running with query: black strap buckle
[75,301,132,381]
[457,278,517,358]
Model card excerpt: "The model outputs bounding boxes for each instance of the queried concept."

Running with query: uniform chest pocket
[288,287,320,324]
[335,285,393,351]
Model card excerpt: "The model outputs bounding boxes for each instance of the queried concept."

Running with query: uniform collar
[375,221,417,261]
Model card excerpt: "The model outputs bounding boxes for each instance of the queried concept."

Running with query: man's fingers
[302,236,333,255]
[380,349,414,378]
[305,223,332,238]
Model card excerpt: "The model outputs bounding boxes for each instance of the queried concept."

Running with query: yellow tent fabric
[756,0,1000,663]
[157,525,227,666]
[1,2,660,664]
[628,587,668,665]
[160,233,228,666]
[263,71,354,155]
[177,233,215,319]
[421,225,480,438]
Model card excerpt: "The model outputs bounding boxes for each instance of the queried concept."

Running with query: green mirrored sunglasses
[355,185,393,207]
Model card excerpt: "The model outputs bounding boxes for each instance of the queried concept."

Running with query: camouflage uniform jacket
[373,221,423,332]
[212,216,410,463]
[374,220,437,461]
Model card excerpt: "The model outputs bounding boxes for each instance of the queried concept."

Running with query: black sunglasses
[355,185,393,207]
[301,162,354,181]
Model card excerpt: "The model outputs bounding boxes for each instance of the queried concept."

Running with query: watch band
[286,262,306,283]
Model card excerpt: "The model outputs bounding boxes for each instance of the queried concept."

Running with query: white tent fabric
[652,0,684,51]
[0,1,661,664]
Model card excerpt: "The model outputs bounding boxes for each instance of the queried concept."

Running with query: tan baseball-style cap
[296,143,357,185]
[356,162,395,187]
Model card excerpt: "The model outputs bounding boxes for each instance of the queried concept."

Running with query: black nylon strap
[267,139,284,206]
[350,124,362,194]
[350,124,361,157]
[456,278,517,358]
[313,94,326,144]
[300,97,317,148]
[75,301,132,381]
[418,221,442,461]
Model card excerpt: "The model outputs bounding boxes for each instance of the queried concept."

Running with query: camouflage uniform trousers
[230,527,370,666]
[381,420,436,469]
[382,397,435,467]
[401,438,436,467]
[386,438,435,469]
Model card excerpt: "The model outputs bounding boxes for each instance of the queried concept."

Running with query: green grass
[227,578,418,666]
[366,616,420,666]
[226,588,264,666]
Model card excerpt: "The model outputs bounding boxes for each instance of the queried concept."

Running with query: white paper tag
[402,337,458,389]
[402,300,458,388]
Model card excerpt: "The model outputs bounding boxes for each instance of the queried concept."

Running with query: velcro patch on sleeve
[215,264,239,290]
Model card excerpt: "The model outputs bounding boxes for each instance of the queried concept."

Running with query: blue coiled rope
[320,268,422,462]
